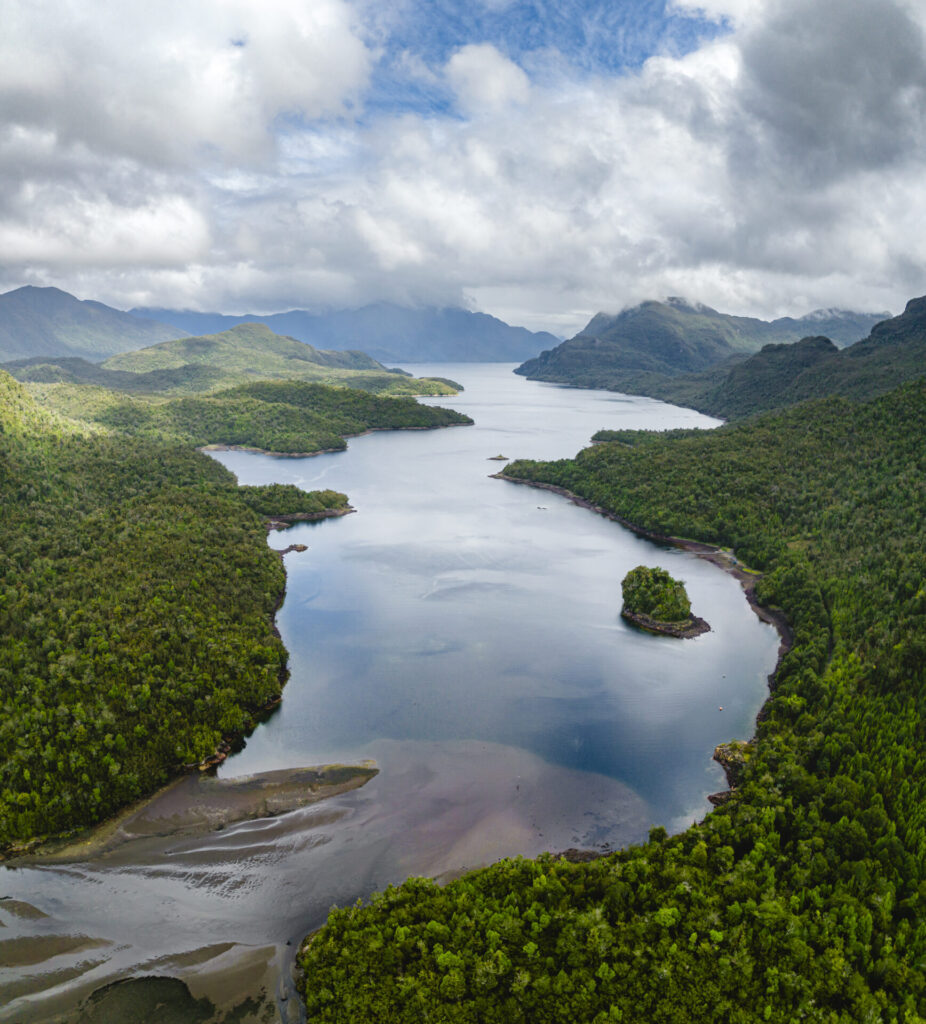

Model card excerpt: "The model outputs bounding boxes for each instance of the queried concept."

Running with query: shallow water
[1,365,780,1023]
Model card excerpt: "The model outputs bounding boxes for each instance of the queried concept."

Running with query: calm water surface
[1,365,779,1023]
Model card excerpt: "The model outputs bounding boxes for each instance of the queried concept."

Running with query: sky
[1,0,925,336]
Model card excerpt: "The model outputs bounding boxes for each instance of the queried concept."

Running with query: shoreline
[494,472,793,813]
[620,608,711,639]
[198,420,472,461]
[265,507,355,531]
[493,473,793,668]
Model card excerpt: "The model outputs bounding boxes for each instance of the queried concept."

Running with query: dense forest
[0,366,469,848]
[621,565,691,623]
[22,378,471,455]
[299,379,926,1021]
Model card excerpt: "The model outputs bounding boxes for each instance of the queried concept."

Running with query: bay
[0,365,779,1023]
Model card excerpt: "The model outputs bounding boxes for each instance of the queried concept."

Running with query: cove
[0,365,780,1023]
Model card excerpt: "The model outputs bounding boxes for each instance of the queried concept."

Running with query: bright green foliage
[237,484,349,518]
[26,378,472,455]
[621,565,691,623]
[0,371,339,845]
[301,379,926,1020]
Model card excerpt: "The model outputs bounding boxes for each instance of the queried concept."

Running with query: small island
[620,564,710,638]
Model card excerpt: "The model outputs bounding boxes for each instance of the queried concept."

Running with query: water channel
[1,365,780,1022]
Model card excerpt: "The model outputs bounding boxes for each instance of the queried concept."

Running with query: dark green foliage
[565,298,926,423]
[621,565,691,623]
[237,484,349,517]
[515,298,885,393]
[0,373,292,844]
[300,379,926,1021]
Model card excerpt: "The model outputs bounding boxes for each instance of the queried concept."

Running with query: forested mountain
[0,285,183,362]
[3,322,462,397]
[589,295,926,422]
[130,302,559,363]
[514,297,887,392]
[300,378,926,1022]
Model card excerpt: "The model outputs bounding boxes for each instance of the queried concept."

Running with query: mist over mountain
[0,286,184,363]
[129,303,560,363]
[515,298,890,390]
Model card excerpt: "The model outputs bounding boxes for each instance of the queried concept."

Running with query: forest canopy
[299,378,926,1021]
[621,565,691,624]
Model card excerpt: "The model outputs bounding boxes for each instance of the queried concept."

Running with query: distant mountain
[129,303,559,363]
[584,297,926,422]
[515,298,889,390]
[696,296,926,418]
[0,286,184,363]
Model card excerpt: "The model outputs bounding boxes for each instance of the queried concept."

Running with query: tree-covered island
[620,564,709,638]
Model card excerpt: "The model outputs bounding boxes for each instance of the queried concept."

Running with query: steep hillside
[130,303,559,363]
[0,286,183,362]
[608,296,926,421]
[515,298,887,390]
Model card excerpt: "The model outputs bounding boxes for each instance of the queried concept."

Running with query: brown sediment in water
[10,764,378,864]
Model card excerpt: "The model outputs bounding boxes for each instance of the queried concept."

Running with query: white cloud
[446,44,531,116]
[2,0,926,335]
[0,0,371,166]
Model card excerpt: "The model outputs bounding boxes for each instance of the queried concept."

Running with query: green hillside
[590,296,926,422]
[515,298,886,391]
[300,380,926,1021]
[0,285,183,362]
[104,321,384,373]
[92,322,460,396]
[27,379,471,455]
[0,359,469,847]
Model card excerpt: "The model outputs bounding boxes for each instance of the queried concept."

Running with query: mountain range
[0,285,559,365]
[129,303,560,363]
[515,297,889,392]
[0,286,184,363]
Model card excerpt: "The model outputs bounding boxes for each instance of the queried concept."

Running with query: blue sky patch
[359,0,729,117]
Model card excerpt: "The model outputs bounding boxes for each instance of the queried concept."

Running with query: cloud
[0,0,371,166]
[446,44,531,115]
[2,0,926,334]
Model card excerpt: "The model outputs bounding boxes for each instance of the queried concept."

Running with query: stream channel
[1,364,780,1022]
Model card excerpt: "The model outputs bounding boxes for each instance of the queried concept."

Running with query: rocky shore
[620,608,711,639]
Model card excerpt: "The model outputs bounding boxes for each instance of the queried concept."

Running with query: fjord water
[1,366,779,1022]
